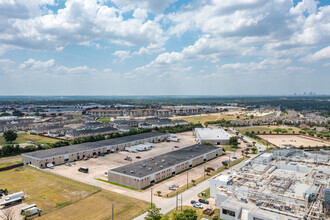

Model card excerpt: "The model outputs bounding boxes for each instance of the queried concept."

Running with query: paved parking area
[46,132,197,189]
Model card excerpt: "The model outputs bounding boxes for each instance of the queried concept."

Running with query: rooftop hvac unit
[160,166,163,168]
[161,159,165,162]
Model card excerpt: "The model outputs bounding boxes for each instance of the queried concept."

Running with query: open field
[0,133,58,145]
[165,205,220,220]
[236,126,301,134]
[257,134,330,148]
[0,166,149,220]
[39,190,149,220]
[172,112,247,124]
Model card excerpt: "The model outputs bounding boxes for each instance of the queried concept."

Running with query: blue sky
[0,0,329,96]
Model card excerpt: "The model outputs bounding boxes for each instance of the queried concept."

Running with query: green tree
[228,136,238,147]
[3,130,18,143]
[177,209,197,220]
[145,204,163,220]
[191,179,196,186]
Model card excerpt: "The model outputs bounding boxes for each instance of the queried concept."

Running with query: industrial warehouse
[108,144,222,189]
[194,127,232,145]
[21,132,169,168]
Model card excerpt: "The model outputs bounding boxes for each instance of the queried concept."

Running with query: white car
[193,202,203,209]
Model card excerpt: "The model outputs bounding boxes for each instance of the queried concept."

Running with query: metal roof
[22,132,167,159]
[109,144,220,178]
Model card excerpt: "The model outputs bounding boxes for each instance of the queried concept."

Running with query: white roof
[215,174,233,182]
[195,128,231,140]
[260,153,273,158]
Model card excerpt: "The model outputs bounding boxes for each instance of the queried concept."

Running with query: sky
[0,0,329,96]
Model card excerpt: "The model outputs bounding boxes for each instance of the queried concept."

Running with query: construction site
[210,149,330,220]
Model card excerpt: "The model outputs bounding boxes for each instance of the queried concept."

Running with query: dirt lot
[0,203,27,220]
[257,134,330,148]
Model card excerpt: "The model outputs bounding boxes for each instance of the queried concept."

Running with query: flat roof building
[22,132,169,168]
[211,149,330,220]
[108,144,222,189]
[194,128,232,145]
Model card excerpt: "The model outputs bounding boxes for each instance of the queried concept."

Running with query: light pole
[112,203,114,220]
[186,171,189,189]
[151,188,153,208]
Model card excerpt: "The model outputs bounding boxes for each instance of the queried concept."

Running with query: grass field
[0,167,149,219]
[173,113,246,124]
[0,133,58,145]
[39,190,149,220]
[96,117,111,124]
[165,205,220,220]
[236,126,301,134]
[222,145,239,152]
[0,160,21,168]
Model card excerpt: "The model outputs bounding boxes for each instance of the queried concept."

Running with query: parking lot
[45,131,241,203]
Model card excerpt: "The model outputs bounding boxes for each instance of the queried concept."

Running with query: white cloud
[112,50,131,62]
[111,0,177,13]
[0,0,165,52]
[300,46,330,63]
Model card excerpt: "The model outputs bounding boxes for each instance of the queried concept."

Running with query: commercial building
[108,144,222,189]
[22,132,169,168]
[65,127,118,139]
[210,149,330,220]
[194,128,232,145]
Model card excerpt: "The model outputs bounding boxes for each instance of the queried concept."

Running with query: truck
[5,191,24,201]
[78,167,89,173]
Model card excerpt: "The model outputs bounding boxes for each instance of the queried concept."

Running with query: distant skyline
[0,0,329,96]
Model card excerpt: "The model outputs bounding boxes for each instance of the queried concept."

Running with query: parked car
[136,156,141,159]
[71,162,76,165]
[169,186,176,190]
[172,184,179,188]
[193,203,203,209]
[65,163,71,166]
[174,146,179,148]
[78,167,89,173]
[191,200,197,204]
[198,199,209,204]
[206,167,215,171]
[232,157,237,160]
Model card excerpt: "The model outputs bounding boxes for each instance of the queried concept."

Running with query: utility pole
[151,188,153,208]
[204,166,205,180]
[176,192,178,211]
[112,203,114,220]
[181,194,183,211]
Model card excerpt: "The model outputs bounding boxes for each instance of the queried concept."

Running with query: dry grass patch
[0,133,58,145]
[0,167,99,215]
[39,190,149,220]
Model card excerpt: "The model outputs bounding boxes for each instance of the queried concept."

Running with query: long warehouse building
[108,144,222,189]
[22,132,169,168]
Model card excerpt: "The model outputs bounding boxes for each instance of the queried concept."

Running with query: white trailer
[167,137,179,142]
[5,191,24,201]
[24,207,42,217]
